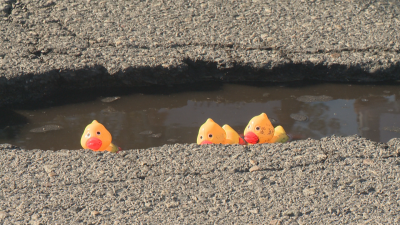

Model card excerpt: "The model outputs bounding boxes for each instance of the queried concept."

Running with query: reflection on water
[1,82,400,150]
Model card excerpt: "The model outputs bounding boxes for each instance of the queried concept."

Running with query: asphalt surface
[0,136,400,224]
[2,0,400,224]
[2,0,400,105]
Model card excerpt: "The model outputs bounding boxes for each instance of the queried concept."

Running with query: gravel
[1,1,400,223]
[1,0,400,105]
[1,135,400,224]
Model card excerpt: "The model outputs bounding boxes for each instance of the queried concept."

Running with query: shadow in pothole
[1,59,400,107]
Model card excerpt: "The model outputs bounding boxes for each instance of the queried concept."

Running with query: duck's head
[81,120,112,151]
[244,113,274,144]
[197,118,226,145]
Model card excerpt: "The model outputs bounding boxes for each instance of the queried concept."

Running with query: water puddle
[1,82,400,150]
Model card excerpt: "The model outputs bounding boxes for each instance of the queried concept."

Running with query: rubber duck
[244,113,289,144]
[197,118,245,145]
[81,120,120,153]
[270,125,289,143]
[222,124,246,145]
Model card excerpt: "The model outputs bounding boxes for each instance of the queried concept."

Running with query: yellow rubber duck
[197,118,245,145]
[270,125,289,143]
[244,113,289,144]
[80,120,120,153]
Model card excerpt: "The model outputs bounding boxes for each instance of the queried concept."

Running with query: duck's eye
[96,131,101,135]
[85,132,91,138]
[208,134,213,138]
[256,126,260,131]
[200,136,203,140]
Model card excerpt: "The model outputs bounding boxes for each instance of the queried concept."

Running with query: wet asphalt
[2,0,400,224]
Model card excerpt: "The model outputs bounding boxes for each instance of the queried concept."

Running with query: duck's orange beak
[86,137,102,151]
[244,132,259,144]
[200,140,213,145]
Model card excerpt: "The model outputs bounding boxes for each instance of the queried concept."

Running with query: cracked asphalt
[2,0,400,224]
[1,0,400,105]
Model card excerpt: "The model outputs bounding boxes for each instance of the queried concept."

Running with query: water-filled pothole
[1,82,400,150]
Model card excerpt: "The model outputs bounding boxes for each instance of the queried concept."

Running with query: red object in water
[244,131,259,144]
[200,140,213,145]
[86,137,102,151]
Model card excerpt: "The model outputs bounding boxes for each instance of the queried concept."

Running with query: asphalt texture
[2,0,400,105]
[1,135,400,224]
[2,0,400,224]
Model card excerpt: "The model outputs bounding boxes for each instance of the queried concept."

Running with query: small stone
[31,214,40,220]
[331,53,341,58]
[253,37,261,43]
[317,154,327,161]
[30,221,40,225]
[249,166,261,172]
[250,159,257,165]
[303,188,316,196]
[115,40,122,46]
[261,33,269,39]
[266,37,274,42]
[43,164,55,173]
[43,182,52,187]
[293,155,303,160]
[249,208,259,214]
[0,211,7,219]
[335,25,343,30]
[91,211,100,216]
[363,159,374,165]
[48,172,57,177]
[166,201,180,208]
[270,219,281,225]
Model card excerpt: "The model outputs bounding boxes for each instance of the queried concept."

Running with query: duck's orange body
[244,113,289,144]
[81,120,120,153]
[197,119,245,145]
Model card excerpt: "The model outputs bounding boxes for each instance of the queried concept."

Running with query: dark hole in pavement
[1,81,400,150]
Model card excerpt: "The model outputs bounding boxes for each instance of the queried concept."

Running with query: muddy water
[1,82,400,150]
